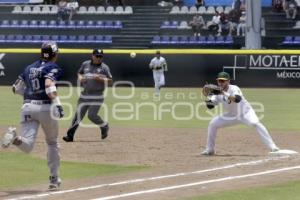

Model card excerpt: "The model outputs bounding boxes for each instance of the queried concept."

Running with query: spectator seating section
[281,36,300,46]
[0,0,43,4]
[170,6,232,15]
[161,20,191,29]
[0,20,123,29]
[12,5,133,15]
[152,35,233,45]
[0,34,113,44]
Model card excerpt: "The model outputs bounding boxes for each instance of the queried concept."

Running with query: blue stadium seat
[161,36,170,44]
[68,35,77,42]
[293,36,300,45]
[170,36,179,44]
[32,35,42,43]
[86,35,95,42]
[115,21,122,28]
[39,20,47,28]
[198,36,207,44]
[6,35,15,42]
[95,35,104,43]
[215,36,225,44]
[171,21,178,28]
[20,20,29,28]
[224,35,233,44]
[0,20,10,28]
[206,36,215,44]
[104,35,112,43]
[67,21,76,28]
[179,36,188,44]
[15,35,23,42]
[161,21,170,29]
[0,35,5,42]
[24,35,33,42]
[86,20,94,28]
[96,21,104,28]
[77,35,86,42]
[29,20,38,28]
[189,36,198,44]
[48,20,57,28]
[77,20,85,28]
[59,35,68,42]
[11,20,19,28]
[51,35,59,41]
[42,35,50,41]
[58,21,67,28]
[152,36,160,44]
[105,21,114,29]
[283,36,293,45]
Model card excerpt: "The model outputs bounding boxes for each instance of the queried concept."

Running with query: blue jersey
[19,60,63,100]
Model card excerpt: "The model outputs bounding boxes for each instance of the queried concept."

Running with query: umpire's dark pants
[66,97,105,138]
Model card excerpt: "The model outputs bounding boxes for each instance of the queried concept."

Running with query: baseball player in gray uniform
[62,49,112,142]
[1,42,64,190]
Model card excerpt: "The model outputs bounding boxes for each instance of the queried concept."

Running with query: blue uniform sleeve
[44,64,63,82]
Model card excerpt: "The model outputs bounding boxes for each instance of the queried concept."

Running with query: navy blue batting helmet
[41,41,59,60]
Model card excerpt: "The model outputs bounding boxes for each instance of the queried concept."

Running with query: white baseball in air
[130,52,136,58]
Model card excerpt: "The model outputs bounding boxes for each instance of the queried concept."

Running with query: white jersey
[210,85,252,115]
[149,56,167,73]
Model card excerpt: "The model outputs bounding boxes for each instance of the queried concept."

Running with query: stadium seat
[51,35,59,41]
[77,20,85,28]
[86,20,94,28]
[11,20,19,28]
[77,35,86,42]
[42,35,50,41]
[124,6,133,14]
[179,36,188,44]
[224,6,232,14]
[206,6,215,14]
[41,6,51,14]
[32,35,42,43]
[225,35,233,44]
[215,36,225,44]
[180,6,189,14]
[78,6,87,14]
[105,21,114,28]
[32,6,41,14]
[293,21,300,29]
[198,6,206,14]
[15,35,24,42]
[39,20,47,28]
[6,35,16,42]
[0,35,5,42]
[86,35,95,42]
[178,21,190,29]
[29,20,38,28]
[97,6,105,14]
[50,6,58,14]
[68,35,77,43]
[106,6,114,14]
[198,36,207,44]
[189,6,198,14]
[24,35,32,42]
[12,6,22,14]
[115,21,122,28]
[58,21,67,28]
[96,21,104,28]
[170,36,179,44]
[48,20,57,28]
[87,6,96,14]
[115,6,124,14]
[67,20,76,28]
[161,21,171,28]
[20,20,29,28]
[171,21,179,27]
[216,6,224,13]
[95,35,104,43]
[170,6,180,14]
[0,20,9,28]
[189,36,198,44]
[23,6,32,14]
[152,36,160,44]
[104,35,112,43]
[293,36,300,44]
[59,35,68,43]
[161,36,170,44]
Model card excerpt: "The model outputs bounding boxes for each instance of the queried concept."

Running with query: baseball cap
[92,49,104,56]
[156,50,161,54]
[216,72,230,81]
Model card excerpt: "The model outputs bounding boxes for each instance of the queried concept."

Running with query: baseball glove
[202,84,223,96]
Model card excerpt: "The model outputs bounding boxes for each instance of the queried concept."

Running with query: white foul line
[6,156,289,200]
[91,165,300,200]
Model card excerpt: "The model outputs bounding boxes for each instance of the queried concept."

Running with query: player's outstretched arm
[223,91,242,103]
[12,78,25,96]
[45,78,64,118]
[94,74,113,86]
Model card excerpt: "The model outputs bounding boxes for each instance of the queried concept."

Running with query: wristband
[53,96,61,105]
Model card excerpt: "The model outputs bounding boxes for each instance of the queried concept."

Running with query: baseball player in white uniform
[202,72,280,155]
[149,50,168,96]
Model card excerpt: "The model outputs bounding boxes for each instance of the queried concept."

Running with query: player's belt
[24,100,51,105]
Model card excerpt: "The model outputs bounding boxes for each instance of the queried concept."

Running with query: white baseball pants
[153,71,165,95]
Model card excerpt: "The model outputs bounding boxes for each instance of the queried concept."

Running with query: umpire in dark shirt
[63,49,112,142]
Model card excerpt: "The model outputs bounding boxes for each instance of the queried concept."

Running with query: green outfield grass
[0,86,299,130]
[187,180,300,200]
[0,152,147,189]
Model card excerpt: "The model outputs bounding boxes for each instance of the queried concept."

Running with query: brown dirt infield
[1,126,300,200]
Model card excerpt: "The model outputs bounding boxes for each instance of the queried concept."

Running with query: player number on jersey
[31,78,40,91]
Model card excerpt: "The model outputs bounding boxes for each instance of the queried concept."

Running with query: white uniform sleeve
[231,85,243,96]
[149,58,155,68]
[162,57,168,71]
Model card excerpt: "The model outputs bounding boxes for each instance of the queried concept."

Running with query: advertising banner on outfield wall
[0,51,300,87]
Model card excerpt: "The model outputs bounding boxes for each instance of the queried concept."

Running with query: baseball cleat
[48,176,61,190]
[100,123,109,140]
[270,147,280,153]
[62,135,73,142]
[201,149,215,156]
[2,127,17,148]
